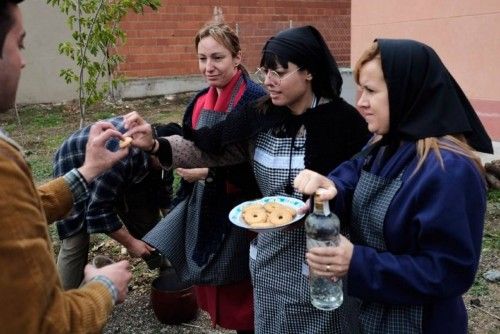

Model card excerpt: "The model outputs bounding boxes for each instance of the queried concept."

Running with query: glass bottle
[305,193,343,311]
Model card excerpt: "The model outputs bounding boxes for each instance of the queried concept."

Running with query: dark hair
[257,25,342,113]
[0,0,23,57]
[260,26,342,100]
[152,122,182,137]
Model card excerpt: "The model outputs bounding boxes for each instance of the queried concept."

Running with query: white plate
[229,196,306,233]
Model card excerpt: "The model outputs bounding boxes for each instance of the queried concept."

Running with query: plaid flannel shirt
[54,117,149,239]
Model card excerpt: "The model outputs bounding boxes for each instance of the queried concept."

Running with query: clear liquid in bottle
[305,193,343,311]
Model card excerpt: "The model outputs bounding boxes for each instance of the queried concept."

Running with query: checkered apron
[351,169,423,333]
[250,130,350,333]
[143,77,251,285]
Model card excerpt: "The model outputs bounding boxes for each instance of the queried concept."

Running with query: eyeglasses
[254,67,302,86]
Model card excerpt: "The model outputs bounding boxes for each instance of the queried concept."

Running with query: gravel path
[84,241,233,334]
[104,287,233,334]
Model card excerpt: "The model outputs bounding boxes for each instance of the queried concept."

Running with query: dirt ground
[464,202,500,333]
[100,257,233,334]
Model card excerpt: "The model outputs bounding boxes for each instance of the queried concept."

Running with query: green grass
[45,133,70,148]
[484,189,500,254]
[469,276,490,297]
[487,189,500,202]
[28,158,54,181]
[482,230,500,252]
[89,109,119,121]
[18,105,65,128]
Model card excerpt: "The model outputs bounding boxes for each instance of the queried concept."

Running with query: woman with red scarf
[146,23,265,333]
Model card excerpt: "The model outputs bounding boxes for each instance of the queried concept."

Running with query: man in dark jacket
[54,118,181,289]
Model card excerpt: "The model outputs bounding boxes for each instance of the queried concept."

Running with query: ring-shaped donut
[268,209,293,226]
[243,208,267,225]
[264,202,297,217]
[263,202,281,213]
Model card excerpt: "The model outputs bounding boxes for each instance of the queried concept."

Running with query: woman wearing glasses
[124,25,369,333]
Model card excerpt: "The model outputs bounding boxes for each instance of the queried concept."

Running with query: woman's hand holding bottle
[293,169,337,201]
[306,235,353,278]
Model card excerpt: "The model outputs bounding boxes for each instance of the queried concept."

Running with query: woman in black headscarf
[295,39,492,333]
[124,26,369,333]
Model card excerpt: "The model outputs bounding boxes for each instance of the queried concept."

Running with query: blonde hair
[354,41,381,85]
[354,41,484,174]
[415,136,484,175]
[194,22,248,76]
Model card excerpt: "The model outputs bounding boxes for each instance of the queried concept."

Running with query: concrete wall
[119,70,357,107]
[17,1,78,104]
[351,0,500,140]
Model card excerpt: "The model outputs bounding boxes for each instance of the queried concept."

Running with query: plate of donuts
[229,196,306,233]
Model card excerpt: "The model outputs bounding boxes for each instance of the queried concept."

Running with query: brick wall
[117,0,351,78]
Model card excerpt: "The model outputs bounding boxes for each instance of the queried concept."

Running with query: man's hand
[126,239,155,258]
[83,260,132,304]
[78,121,128,183]
[108,227,154,258]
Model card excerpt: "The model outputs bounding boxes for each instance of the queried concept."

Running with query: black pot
[150,268,198,325]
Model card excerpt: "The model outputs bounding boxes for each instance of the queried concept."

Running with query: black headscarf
[377,39,492,153]
[262,25,343,99]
